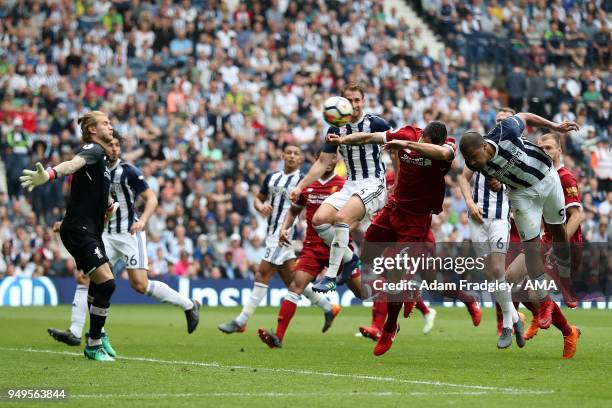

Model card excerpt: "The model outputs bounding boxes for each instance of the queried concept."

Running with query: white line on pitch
[69,391,523,398]
[0,347,554,395]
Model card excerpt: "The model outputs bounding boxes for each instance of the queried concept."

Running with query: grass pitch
[1,305,611,407]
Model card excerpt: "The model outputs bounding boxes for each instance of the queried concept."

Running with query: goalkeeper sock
[88,279,116,344]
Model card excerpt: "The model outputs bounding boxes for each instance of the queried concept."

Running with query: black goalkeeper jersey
[62,142,111,235]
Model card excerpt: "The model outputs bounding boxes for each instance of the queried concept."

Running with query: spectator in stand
[0,0,609,280]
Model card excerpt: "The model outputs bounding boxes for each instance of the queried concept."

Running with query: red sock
[276,299,297,341]
[441,289,475,305]
[416,298,430,315]
[552,302,572,336]
[383,301,402,332]
[522,301,539,319]
[372,299,388,331]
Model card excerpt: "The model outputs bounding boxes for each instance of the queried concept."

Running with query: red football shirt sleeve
[384,126,419,143]
[560,172,581,208]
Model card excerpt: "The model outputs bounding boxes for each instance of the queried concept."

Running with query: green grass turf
[0,305,611,407]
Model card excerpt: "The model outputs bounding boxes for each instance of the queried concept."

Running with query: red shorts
[294,243,361,279]
[365,204,432,243]
[294,243,330,278]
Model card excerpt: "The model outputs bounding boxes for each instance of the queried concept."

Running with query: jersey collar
[318,173,336,185]
[485,139,499,159]
[109,158,121,171]
[283,168,300,176]
[349,112,366,126]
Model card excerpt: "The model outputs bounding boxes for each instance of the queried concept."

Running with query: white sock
[554,254,571,278]
[146,280,194,311]
[313,223,335,246]
[88,337,102,347]
[325,223,350,278]
[69,284,88,338]
[494,278,517,329]
[303,283,332,312]
[235,282,268,326]
[285,291,301,305]
[534,274,549,299]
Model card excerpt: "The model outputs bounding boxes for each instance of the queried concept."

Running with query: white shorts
[508,168,565,241]
[322,179,387,220]
[469,218,510,257]
[261,236,296,266]
[102,231,148,270]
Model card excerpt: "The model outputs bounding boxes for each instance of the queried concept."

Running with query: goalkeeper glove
[20,162,57,192]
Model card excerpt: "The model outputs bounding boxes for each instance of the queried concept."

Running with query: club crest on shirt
[565,186,578,197]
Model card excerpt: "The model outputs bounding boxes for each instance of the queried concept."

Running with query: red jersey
[296,174,345,246]
[542,166,583,244]
[384,126,455,214]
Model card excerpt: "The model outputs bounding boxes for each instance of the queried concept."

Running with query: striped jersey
[472,171,510,220]
[323,113,390,182]
[481,115,552,189]
[106,159,150,234]
[260,169,302,240]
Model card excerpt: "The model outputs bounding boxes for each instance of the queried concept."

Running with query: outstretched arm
[515,112,579,133]
[20,156,87,191]
[328,132,386,146]
[385,139,455,161]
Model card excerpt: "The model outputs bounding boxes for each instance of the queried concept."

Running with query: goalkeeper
[20,111,118,362]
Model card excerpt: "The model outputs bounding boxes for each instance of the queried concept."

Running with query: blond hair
[77,111,107,142]
[539,132,561,147]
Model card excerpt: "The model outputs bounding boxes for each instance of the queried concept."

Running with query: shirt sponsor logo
[400,152,432,166]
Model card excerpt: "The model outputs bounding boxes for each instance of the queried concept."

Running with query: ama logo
[0,277,58,306]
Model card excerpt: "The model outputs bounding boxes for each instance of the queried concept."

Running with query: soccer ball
[323,96,353,127]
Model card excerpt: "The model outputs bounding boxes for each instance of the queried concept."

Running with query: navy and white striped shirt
[472,172,510,220]
[107,159,150,234]
[323,113,391,182]
[482,115,552,189]
[260,169,301,239]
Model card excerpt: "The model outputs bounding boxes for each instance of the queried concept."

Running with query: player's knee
[287,281,301,294]
[255,269,272,284]
[334,211,352,225]
[312,211,330,227]
[76,273,89,286]
[93,279,116,307]
[130,277,148,294]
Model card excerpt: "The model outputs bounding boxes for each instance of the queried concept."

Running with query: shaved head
[460,131,489,170]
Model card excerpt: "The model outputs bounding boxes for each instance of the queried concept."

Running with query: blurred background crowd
[0,0,610,280]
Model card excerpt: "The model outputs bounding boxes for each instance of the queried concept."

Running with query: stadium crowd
[0,0,610,280]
